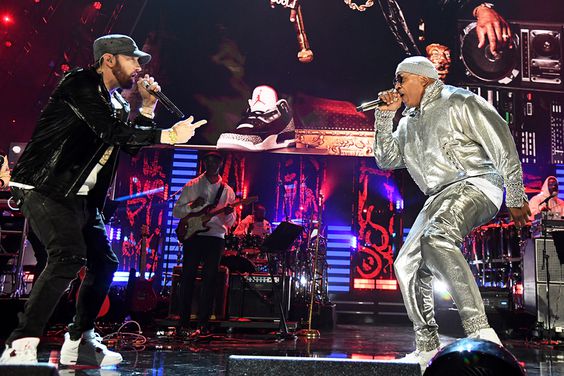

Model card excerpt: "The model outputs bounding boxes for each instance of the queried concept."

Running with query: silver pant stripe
[394,181,498,351]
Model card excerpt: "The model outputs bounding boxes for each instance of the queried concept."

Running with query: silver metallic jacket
[374,80,526,208]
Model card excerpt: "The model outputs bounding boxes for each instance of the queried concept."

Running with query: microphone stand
[540,205,555,343]
[296,194,323,339]
[163,188,182,290]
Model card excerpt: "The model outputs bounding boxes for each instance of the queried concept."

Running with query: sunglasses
[393,74,405,87]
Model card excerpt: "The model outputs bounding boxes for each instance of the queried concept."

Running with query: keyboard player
[529,176,564,220]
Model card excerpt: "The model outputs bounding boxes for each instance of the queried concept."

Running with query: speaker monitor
[425,338,525,376]
[227,274,291,320]
[168,265,229,320]
[227,355,420,376]
[523,238,564,328]
[523,238,564,284]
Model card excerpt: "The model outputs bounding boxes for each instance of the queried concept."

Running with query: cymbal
[525,186,541,193]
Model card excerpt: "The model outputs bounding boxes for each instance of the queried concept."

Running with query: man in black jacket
[0,34,206,367]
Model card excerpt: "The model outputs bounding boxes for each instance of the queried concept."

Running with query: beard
[111,60,135,89]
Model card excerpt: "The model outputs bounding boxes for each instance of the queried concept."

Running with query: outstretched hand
[509,202,531,229]
[474,7,512,58]
[161,116,207,145]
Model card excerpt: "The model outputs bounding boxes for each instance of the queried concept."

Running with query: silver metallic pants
[394,181,498,351]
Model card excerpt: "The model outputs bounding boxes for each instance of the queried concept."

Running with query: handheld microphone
[293,5,313,63]
[142,80,185,119]
[356,98,386,112]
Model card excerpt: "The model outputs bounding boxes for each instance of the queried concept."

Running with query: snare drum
[241,235,263,257]
[225,234,241,252]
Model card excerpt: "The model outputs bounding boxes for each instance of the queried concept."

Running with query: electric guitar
[130,224,158,312]
[176,196,258,241]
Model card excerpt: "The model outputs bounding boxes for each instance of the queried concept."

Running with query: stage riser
[0,364,59,376]
[227,355,420,376]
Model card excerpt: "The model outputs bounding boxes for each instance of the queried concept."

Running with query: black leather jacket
[11,67,163,209]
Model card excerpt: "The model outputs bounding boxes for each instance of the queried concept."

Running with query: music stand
[261,221,303,254]
[261,221,303,339]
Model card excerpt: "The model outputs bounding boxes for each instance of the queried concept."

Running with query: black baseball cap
[93,34,151,65]
[203,151,224,161]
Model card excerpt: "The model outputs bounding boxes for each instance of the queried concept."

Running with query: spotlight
[92,1,102,10]
[1,13,14,25]
[424,338,525,376]
[4,40,12,47]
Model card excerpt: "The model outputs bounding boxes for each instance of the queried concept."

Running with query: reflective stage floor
[21,324,564,376]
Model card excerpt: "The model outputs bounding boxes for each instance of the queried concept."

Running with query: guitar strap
[211,182,226,209]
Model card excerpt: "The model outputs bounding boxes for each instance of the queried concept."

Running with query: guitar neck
[139,235,147,278]
[207,204,237,218]
[205,197,257,218]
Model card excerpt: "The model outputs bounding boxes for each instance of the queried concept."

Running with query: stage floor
[20,324,564,376]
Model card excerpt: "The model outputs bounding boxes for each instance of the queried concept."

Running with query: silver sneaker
[468,327,503,346]
[397,347,439,374]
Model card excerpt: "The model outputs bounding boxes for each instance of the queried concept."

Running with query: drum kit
[220,219,329,303]
[462,215,529,289]
[222,234,268,274]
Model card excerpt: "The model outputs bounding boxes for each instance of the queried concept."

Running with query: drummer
[529,176,564,220]
[233,203,271,237]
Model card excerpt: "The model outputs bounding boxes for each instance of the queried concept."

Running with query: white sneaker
[60,330,122,367]
[468,327,502,346]
[0,337,40,364]
[397,348,439,374]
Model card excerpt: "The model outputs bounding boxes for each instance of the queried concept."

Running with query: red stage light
[353,278,375,290]
[92,1,103,10]
[60,63,70,73]
[4,40,12,47]
[512,283,523,295]
[2,14,14,25]
[375,279,398,290]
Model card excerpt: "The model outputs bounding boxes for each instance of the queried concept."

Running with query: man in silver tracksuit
[373,56,531,371]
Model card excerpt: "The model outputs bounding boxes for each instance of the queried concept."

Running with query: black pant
[179,235,224,329]
[7,189,118,344]
[27,227,47,285]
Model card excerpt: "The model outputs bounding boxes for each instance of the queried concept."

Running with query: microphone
[356,98,386,112]
[539,192,557,207]
[142,80,185,119]
[293,5,313,63]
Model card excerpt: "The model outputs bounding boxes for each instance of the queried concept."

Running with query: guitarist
[172,151,235,338]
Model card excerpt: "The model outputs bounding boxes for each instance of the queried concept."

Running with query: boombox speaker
[458,20,563,87]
